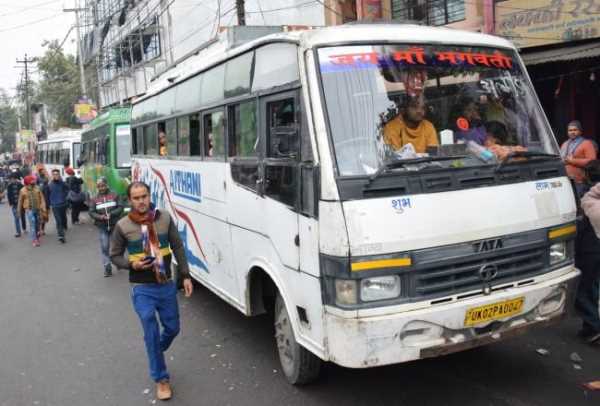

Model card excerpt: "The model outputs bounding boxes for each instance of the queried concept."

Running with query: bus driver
[383,96,438,154]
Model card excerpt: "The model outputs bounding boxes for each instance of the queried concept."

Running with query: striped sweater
[109,210,191,284]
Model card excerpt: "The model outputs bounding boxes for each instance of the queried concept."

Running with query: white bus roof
[40,129,82,143]
[138,24,516,103]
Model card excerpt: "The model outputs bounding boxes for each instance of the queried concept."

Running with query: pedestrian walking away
[110,181,193,401]
[6,173,24,237]
[578,161,600,345]
[88,177,123,277]
[36,166,50,236]
[65,167,85,225]
[17,175,47,247]
[46,169,70,243]
[561,120,597,198]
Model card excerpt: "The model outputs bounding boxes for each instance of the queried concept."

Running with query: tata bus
[129,24,579,384]
[79,107,131,199]
[36,129,82,178]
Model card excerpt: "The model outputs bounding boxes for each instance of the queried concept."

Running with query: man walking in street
[46,169,69,243]
[6,173,24,237]
[561,120,597,198]
[89,177,123,277]
[17,175,47,247]
[65,168,84,225]
[110,181,193,401]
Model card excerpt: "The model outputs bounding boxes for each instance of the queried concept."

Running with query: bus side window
[131,128,138,155]
[144,125,158,155]
[178,116,191,156]
[189,114,201,156]
[263,95,299,208]
[166,119,177,156]
[203,110,224,158]
[229,100,259,191]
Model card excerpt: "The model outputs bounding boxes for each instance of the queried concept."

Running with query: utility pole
[15,54,35,130]
[236,0,246,26]
[63,5,87,97]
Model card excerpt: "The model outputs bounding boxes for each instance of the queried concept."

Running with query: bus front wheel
[274,293,321,385]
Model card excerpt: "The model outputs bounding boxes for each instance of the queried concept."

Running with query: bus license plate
[464,297,524,327]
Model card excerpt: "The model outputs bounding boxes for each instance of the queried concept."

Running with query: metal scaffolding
[79,0,169,107]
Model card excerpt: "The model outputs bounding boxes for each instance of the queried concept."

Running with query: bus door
[259,92,301,271]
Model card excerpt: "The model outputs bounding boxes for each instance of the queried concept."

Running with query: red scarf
[128,209,168,283]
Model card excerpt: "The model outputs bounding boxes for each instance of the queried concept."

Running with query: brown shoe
[156,380,172,401]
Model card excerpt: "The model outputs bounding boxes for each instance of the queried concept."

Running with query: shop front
[495,0,600,144]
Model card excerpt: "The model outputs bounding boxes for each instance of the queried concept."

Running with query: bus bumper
[323,267,579,368]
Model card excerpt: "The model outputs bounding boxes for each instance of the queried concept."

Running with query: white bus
[130,25,579,384]
[36,129,82,178]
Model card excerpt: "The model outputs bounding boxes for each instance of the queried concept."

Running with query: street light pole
[63,5,87,97]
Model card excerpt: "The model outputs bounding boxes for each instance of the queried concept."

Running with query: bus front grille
[414,246,547,298]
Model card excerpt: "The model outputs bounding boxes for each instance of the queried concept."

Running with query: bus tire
[274,292,321,385]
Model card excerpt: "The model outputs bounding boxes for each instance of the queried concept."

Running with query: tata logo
[474,238,504,253]
[170,170,202,202]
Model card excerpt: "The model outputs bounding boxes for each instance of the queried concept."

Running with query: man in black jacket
[6,173,25,237]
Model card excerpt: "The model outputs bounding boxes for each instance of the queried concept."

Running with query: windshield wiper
[495,151,560,172]
[367,155,466,184]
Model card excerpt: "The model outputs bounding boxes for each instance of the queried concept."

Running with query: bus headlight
[360,276,401,302]
[549,242,569,265]
[335,279,357,305]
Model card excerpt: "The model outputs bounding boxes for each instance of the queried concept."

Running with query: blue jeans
[131,281,180,382]
[99,229,111,267]
[10,206,21,235]
[26,210,39,241]
[51,205,67,238]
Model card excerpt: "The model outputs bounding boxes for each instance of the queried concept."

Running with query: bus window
[144,124,158,155]
[166,119,177,156]
[177,117,190,156]
[131,128,138,155]
[136,128,144,155]
[203,111,224,158]
[201,64,225,105]
[253,43,299,92]
[116,124,131,167]
[224,52,253,98]
[73,143,81,168]
[228,100,258,157]
[267,98,298,158]
[189,114,201,156]
[263,94,299,207]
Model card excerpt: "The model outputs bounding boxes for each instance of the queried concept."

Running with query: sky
[0,0,78,103]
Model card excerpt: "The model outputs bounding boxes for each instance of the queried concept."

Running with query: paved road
[0,203,598,406]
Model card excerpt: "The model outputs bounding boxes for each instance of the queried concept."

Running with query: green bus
[79,107,131,199]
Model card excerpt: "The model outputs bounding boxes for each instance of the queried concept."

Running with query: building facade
[494,0,600,144]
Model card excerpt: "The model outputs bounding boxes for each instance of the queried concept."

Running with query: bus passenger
[454,97,486,145]
[484,121,527,161]
[383,96,438,154]
[159,130,168,157]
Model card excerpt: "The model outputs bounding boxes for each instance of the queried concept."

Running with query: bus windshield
[318,44,558,177]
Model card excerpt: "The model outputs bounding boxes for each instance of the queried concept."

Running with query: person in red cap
[17,175,47,247]
[65,168,85,225]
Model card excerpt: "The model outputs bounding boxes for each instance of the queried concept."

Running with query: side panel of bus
[133,158,241,308]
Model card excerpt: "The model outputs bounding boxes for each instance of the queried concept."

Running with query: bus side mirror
[77,156,85,167]
[270,128,299,159]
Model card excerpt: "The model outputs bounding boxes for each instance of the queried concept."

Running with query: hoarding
[495,0,600,48]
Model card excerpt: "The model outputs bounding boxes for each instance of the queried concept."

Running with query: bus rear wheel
[274,293,321,385]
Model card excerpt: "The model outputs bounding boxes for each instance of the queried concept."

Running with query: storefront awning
[520,42,600,65]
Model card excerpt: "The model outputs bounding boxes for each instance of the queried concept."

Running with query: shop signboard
[495,0,600,48]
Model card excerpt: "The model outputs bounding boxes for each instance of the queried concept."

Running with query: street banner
[74,97,97,124]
